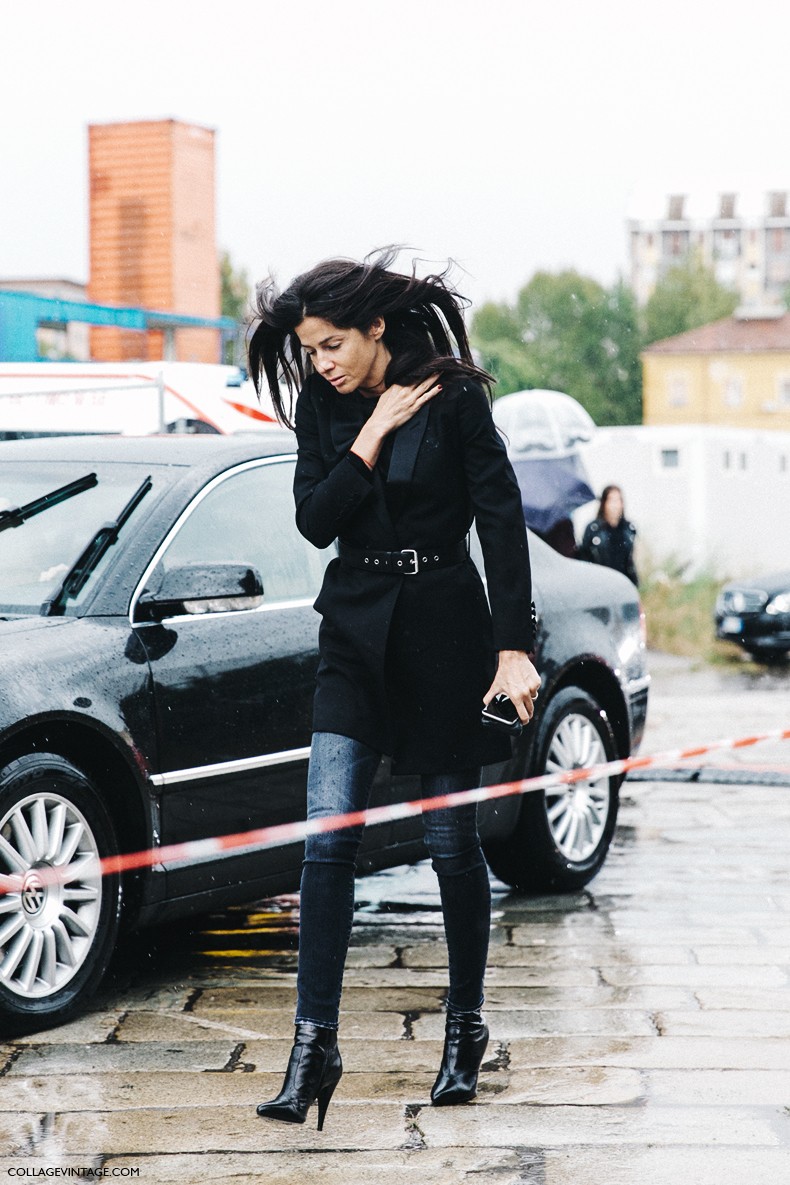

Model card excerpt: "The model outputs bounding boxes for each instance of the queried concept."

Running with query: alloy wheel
[0,792,103,999]
[543,712,611,862]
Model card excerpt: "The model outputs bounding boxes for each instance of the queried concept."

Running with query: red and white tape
[1,725,789,898]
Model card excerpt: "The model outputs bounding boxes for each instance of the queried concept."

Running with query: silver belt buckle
[401,548,419,575]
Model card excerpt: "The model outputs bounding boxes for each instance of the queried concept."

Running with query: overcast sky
[3,0,790,310]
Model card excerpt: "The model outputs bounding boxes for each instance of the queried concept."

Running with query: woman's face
[296,316,389,394]
[603,488,624,523]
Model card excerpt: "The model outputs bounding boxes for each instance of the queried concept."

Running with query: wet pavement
[1,651,790,1182]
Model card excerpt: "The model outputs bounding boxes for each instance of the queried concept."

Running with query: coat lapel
[385,402,431,522]
[387,402,430,488]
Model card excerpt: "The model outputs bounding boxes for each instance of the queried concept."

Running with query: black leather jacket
[578,517,638,586]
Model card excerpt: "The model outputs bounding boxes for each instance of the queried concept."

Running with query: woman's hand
[483,650,542,725]
[350,374,441,469]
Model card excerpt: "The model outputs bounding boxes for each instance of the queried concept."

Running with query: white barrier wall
[574,424,790,580]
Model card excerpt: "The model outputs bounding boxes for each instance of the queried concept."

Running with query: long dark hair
[597,484,624,521]
[247,247,493,427]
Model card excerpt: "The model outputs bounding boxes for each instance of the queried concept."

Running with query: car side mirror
[135,562,264,622]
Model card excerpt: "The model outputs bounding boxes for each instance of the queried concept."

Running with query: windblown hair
[247,247,493,427]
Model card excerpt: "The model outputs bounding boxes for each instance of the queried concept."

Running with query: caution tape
[1,726,789,898]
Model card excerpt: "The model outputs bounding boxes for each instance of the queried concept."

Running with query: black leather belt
[338,541,467,576]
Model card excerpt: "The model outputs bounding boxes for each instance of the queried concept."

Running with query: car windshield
[0,463,154,615]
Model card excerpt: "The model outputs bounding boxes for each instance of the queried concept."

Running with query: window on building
[767,227,789,253]
[719,193,737,219]
[723,450,731,470]
[668,374,689,407]
[662,229,690,258]
[667,194,686,221]
[738,452,748,470]
[780,455,788,474]
[660,448,680,469]
[768,191,788,218]
[778,378,790,408]
[724,376,744,407]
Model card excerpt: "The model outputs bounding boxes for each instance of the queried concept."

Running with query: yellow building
[642,309,790,429]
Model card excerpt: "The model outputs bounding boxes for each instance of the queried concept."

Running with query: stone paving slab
[645,1068,790,1105]
[341,964,602,987]
[0,1149,546,1185]
[658,1010,790,1038]
[191,985,445,1011]
[694,986,790,1010]
[693,945,790,964]
[4,1042,240,1076]
[416,1101,787,1148]
[13,1100,786,1157]
[599,963,787,987]
[0,1065,642,1111]
[1,1147,782,1185]
[4,1011,124,1045]
[481,985,696,1009]
[43,1103,410,1155]
[114,1008,406,1043]
[413,1009,659,1039]
[401,943,696,966]
[508,923,762,946]
[503,1035,790,1071]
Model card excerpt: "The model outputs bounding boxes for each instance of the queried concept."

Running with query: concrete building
[576,423,790,578]
[88,119,220,363]
[641,308,790,430]
[629,188,790,307]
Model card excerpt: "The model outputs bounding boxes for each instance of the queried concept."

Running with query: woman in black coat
[247,251,541,1129]
[578,484,638,586]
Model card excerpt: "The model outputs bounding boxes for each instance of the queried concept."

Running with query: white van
[0,361,281,438]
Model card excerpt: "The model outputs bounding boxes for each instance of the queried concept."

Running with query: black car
[0,435,649,1034]
[715,573,790,661]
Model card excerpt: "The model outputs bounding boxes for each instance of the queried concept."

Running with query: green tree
[472,270,642,425]
[219,251,251,364]
[643,256,738,345]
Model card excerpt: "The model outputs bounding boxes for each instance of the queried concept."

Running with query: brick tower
[88,119,220,362]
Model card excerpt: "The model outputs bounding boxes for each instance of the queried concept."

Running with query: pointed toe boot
[256,1022,342,1130]
[430,1009,489,1106]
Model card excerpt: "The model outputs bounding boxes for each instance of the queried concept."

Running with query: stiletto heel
[316,1076,340,1130]
[430,1008,489,1106]
[256,1022,342,1127]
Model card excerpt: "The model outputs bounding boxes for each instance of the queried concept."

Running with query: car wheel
[0,754,121,1034]
[484,687,619,893]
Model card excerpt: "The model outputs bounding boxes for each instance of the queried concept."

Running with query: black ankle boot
[256,1022,342,1130]
[430,1008,489,1106]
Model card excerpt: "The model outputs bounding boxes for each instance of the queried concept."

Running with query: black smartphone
[481,693,523,734]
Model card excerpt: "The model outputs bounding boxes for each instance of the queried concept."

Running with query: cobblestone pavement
[1,653,790,1183]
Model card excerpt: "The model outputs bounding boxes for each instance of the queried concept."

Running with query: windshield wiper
[0,473,98,534]
[42,476,153,617]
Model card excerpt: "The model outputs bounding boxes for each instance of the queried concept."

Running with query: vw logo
[21,871,46,916]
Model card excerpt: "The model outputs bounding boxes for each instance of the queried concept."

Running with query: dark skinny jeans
[295,731,491,1029]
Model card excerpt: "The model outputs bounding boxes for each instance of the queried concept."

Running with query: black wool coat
[293,372,536,775]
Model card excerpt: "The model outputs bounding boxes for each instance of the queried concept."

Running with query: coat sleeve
[293,381,375,549]
[625,524,639,587]
[577,522,596,562]
[457,382,535,652]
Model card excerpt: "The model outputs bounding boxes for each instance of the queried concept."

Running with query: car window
[0,463,154,615]
[159,459,333,604]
